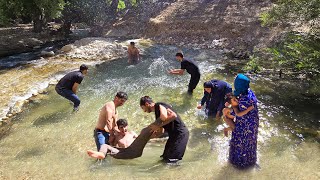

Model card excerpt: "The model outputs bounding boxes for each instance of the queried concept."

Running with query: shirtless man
[127,42,140,64]
[114,119,138,148]
[87,118,164,160]
[93,91,128,151]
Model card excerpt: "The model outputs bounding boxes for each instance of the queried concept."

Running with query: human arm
[103,103,117,134]
[72,83,80,94]
[197,91,209,109]
[150,127,165,138]
[168,69,185,75]
[232,105,254,117]
[149,106,177,132]
[127,47,132,63]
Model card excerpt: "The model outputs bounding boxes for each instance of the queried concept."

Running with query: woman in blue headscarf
[229,74,259,168]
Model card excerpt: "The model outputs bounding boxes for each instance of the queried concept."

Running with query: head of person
[114,91,128,106]
[225,94,238,107]
[203,81,218,93]
[130,41,135,47]
[117,119,128,134]
[234,74,250,96]
[175,52,183,61]
[140,96,154,113]
[80,64,88,75]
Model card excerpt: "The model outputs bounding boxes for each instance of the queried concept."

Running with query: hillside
[106,0,275,54]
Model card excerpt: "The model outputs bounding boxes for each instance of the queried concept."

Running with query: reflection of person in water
[127,42,140,64]
[87,119,161,159]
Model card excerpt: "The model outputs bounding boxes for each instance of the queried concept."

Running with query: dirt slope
[107,0,274,52]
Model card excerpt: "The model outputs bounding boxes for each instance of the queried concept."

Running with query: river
[0,45,319,179]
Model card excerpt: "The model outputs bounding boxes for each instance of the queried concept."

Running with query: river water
[0,45,319,179]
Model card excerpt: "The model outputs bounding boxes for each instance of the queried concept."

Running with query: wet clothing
[229,89,259,168]
[180,59,201,94]
[111,126,153,159]
[155,102,189,161]
[56,71,84,90]
[55,88,81,108]
[94,129,110,151]
[200,80,232,117]
[55,71,84,108]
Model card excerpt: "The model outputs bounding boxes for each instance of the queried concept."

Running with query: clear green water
[0,46,319,179]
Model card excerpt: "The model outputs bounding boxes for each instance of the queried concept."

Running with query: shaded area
[32,111,70,127]
[15,147,45,159]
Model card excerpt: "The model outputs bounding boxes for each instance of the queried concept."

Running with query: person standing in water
[93,92,128,152]
[169,53,201,95]
[197,79,232,120]
[140,96,189,163]
[229,74,259,168]
[55,64,88,111]
[127,41,140,64]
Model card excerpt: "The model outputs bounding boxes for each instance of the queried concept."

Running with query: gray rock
[40,51,55,57]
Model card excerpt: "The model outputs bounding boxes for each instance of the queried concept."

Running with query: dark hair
[175,52,183,58]
[117,119,128,127]
[80,64,88,71]
[130,42,135,45]
[225,94,235,104]
[140,96,153,106]
[116,91,128,100]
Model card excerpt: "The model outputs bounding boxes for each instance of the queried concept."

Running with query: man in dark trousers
[169,53,201,95]
[140,96,189,163]
[55,64,88,111]
[197,79,232,120]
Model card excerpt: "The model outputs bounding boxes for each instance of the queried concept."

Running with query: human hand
[149,124,160,132]
[248,105,254,111]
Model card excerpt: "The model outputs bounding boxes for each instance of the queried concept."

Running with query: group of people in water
[55,42,259,168]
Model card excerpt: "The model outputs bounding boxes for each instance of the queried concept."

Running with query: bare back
[96,101,117,132]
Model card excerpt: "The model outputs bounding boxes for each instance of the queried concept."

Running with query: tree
[246,0,320,75]
[0,0,64,32]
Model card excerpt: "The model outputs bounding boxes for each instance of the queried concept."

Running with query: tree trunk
[62,21,72,37]
[124,0,132,9]
[32,8,46,33]
[110,0,119,17]
[33,16,45,33]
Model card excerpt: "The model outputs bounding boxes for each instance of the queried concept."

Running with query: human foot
[87,150,105,159]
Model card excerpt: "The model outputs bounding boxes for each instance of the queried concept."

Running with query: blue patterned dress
[229,89,259,168]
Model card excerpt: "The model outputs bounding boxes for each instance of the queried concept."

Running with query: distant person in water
[87,118,164,159]
[140,96,189,163]
[55,64,88,111]
[197,79,232,120]
[127,41,140,64]
[93,92,128,152]
[169,53,200,95]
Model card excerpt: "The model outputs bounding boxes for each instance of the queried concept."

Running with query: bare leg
[87,144,120,159]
